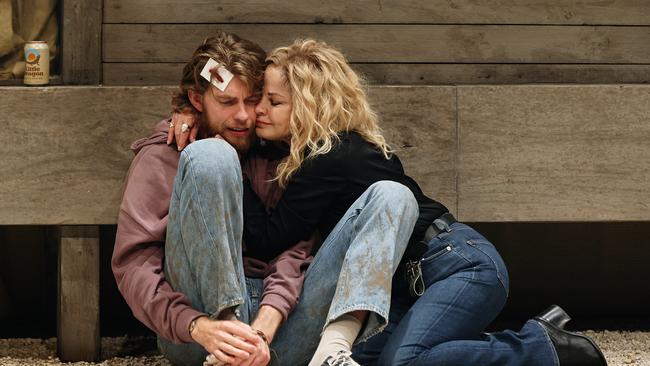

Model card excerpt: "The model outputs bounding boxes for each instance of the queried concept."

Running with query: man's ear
[188,89,204,113]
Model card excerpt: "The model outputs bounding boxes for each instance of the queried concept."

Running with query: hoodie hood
[131,119,171,154]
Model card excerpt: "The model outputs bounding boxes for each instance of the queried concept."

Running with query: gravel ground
[0,331,648,365]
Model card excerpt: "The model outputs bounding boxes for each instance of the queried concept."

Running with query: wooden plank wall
[102,0,650,85]
[2,85,649,224]
[61,0,102,84]
[0,86,456,224]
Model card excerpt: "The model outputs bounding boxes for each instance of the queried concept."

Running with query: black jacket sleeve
[242,153,346,261]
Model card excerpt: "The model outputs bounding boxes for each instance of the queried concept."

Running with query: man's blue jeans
[352,221,558,366]
[157,139,419,366]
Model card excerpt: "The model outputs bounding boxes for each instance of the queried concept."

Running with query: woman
[246,39,607,366]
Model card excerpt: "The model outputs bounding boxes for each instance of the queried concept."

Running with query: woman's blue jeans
[157,139,419,366]
[352,221,558,366]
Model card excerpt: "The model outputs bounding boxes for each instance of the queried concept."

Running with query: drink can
[24,41,50,85]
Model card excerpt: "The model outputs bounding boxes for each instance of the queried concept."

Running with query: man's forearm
[250,305,283,343]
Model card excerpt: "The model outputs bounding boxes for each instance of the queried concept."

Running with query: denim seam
[185,150,226,305]
[185,148,245,312]
[172,155,202,302]
[186,149,225,255]
[412,268,475,357]
[326,304,389,344]
[302,210,361,278]
[420,242,453,262]
[448,240,474,266]
[531,320,560,366]
[245,278,262,298]
[466,239,509,297]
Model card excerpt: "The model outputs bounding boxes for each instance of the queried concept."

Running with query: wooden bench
[2,84,648,360]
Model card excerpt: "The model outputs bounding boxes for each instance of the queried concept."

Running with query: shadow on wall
[0,222,648,337]
[0,226,57,337]
[473,221,650,329]
[0,274,10,320]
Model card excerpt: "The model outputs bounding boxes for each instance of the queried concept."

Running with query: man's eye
[221,100,237,106]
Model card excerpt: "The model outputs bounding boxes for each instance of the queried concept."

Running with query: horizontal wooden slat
[104,62,650,85]
[104,0,650,25]
[5,85,650,223]
[0,87,172,225]
[0,86,456,224]
[103,63,182,85]
[0,76,63,86]
[458,85,650,221]
[103,24,650,64]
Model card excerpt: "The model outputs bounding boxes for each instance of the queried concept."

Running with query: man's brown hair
[171,31,266,113]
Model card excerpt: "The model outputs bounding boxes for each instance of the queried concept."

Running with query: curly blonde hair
[267,39,391,187]
[171,31,266,113]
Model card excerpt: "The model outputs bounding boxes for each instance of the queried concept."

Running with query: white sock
[308,314,363,366]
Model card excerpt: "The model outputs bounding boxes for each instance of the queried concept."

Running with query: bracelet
[252,328,269,345]
[188,315,207,335]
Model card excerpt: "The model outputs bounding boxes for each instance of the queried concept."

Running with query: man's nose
[234,102,249,122]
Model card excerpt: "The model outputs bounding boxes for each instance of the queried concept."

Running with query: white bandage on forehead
[200,58,234,91]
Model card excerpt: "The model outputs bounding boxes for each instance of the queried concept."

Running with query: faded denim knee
[178,139,241,188]
[367,180,419,219]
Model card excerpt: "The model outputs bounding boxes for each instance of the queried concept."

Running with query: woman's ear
[188,89,204,113]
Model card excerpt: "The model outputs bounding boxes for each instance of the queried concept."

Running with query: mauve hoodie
[112,120,313,344]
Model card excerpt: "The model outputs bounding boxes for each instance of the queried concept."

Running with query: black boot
[534,305,608,366]
[535,304,571,329]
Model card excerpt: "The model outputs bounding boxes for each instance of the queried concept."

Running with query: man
[112,31,313,366]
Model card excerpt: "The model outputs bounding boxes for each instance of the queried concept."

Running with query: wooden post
[61,0,102,84]
[57,226,100,362]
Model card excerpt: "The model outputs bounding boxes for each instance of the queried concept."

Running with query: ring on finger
[169,122,174,128]
[181,122,192,133]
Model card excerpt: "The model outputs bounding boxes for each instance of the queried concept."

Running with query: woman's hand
[167,110,200,151]
[191,317,261,365]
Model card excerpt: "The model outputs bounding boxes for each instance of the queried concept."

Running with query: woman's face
[255,65,292,142]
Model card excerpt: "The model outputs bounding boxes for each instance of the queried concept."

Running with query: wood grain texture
[57,225,100,361]
[6,85,650,223]
[103,0,650,25]
[369,87,457,213]
[104,62,650,86]
[457,85,650,221]
[0,87,173,225]
[0,86,454,224]
[103,24,650,64]
[62,0,102,84]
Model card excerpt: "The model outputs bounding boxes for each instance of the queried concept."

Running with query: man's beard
[227,133,256,154]
[200,124,255,153]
